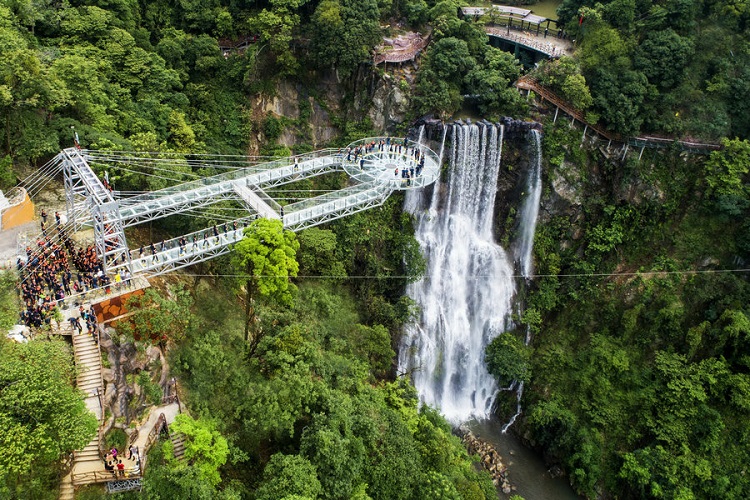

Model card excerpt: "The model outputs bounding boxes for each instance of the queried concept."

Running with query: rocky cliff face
[249,77,341,152]
[248,65,418,153]
[99,331,169,440]
[368,69,415,133]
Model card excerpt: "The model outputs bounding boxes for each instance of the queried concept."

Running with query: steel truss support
[117,155,342,228]
[61,148,114,232]
[119,190,239,228]
[107,183,394,277]
[283,185,394,232]
[62,154,92,231]
[92,201,130,274]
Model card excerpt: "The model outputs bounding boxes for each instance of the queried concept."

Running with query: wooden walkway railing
[516,76,722,152]
[72,470,120,486]
[485,27,566,58]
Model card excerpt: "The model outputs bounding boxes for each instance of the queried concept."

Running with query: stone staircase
[73,332,103,401]
[59,477,74,500]
[59,324,105,499]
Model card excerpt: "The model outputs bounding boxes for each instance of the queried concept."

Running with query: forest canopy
[2,1,750,499]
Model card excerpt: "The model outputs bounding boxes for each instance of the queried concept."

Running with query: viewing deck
[485,26,573,58]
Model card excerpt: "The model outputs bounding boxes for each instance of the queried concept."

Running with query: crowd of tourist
[344,138,428,185]
[17,210,109,330]
[104,446,140,478]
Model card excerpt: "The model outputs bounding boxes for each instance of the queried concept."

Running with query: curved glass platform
[341,137,441,190]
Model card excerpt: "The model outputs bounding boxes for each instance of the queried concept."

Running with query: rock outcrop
[458,426,514,494]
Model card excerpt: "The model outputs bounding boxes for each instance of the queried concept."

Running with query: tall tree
[164,414,229,487]
[231,218,299,352]
[309,0,381,77]
[251,0,311,75]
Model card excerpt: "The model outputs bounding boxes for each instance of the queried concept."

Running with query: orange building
[0,187,35,231]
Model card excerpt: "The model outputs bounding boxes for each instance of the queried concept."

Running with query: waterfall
[515,130,543,279]
[502,130,543,432]
[399,123,515,423]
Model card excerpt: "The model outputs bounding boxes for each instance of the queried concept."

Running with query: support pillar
[553,107,559,123]
[621,144,629,161]
[93,201,131,274]
[638,145,645,161]
[581,124,588,146]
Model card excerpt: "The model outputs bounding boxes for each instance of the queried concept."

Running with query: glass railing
[283,182,392,227]
[339,137,441,190]
[119,148,341,206]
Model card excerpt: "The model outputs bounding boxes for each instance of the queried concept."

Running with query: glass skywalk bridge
[52,137,440,278]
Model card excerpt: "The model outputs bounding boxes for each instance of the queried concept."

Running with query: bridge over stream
[20,137,440,280]
[460,6,573,60]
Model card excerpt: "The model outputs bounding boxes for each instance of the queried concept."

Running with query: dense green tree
[704,138,750,200]
[634,29,694,90]
[119,285,194,346]
[255,453,322,500]
[485,333,532,386]
[164,414,229,487]
[414,36,476,119]
[465,48,524,118]
[296,227,347,279]
[252,0,311,75]
[309,0,381,77]
[0,272,18,330]
[414,68,463,118]
[231,218,299,347]
[0,155,14,193]
[143,442,241,500]
[0,338,97,498]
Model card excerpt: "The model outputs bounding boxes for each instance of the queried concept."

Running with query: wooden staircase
[170,431,186,461]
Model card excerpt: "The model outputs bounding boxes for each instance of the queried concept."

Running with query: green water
[528,0,563,21]
[470,418,583,500]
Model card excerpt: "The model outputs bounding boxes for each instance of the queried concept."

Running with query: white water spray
[400,123,515,423]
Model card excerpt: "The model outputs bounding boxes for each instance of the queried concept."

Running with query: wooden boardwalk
[515,76,722,153]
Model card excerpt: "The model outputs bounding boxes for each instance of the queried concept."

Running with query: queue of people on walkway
[134,220,247,264]
[345,137,416,162]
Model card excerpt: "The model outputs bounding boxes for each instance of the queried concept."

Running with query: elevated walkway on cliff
[515,76,722,156]
[19,137,441,281]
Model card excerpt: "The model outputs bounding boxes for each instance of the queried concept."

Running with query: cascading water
[502,129,544,433]
[399,123,515,423]
[515,130,543,279]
